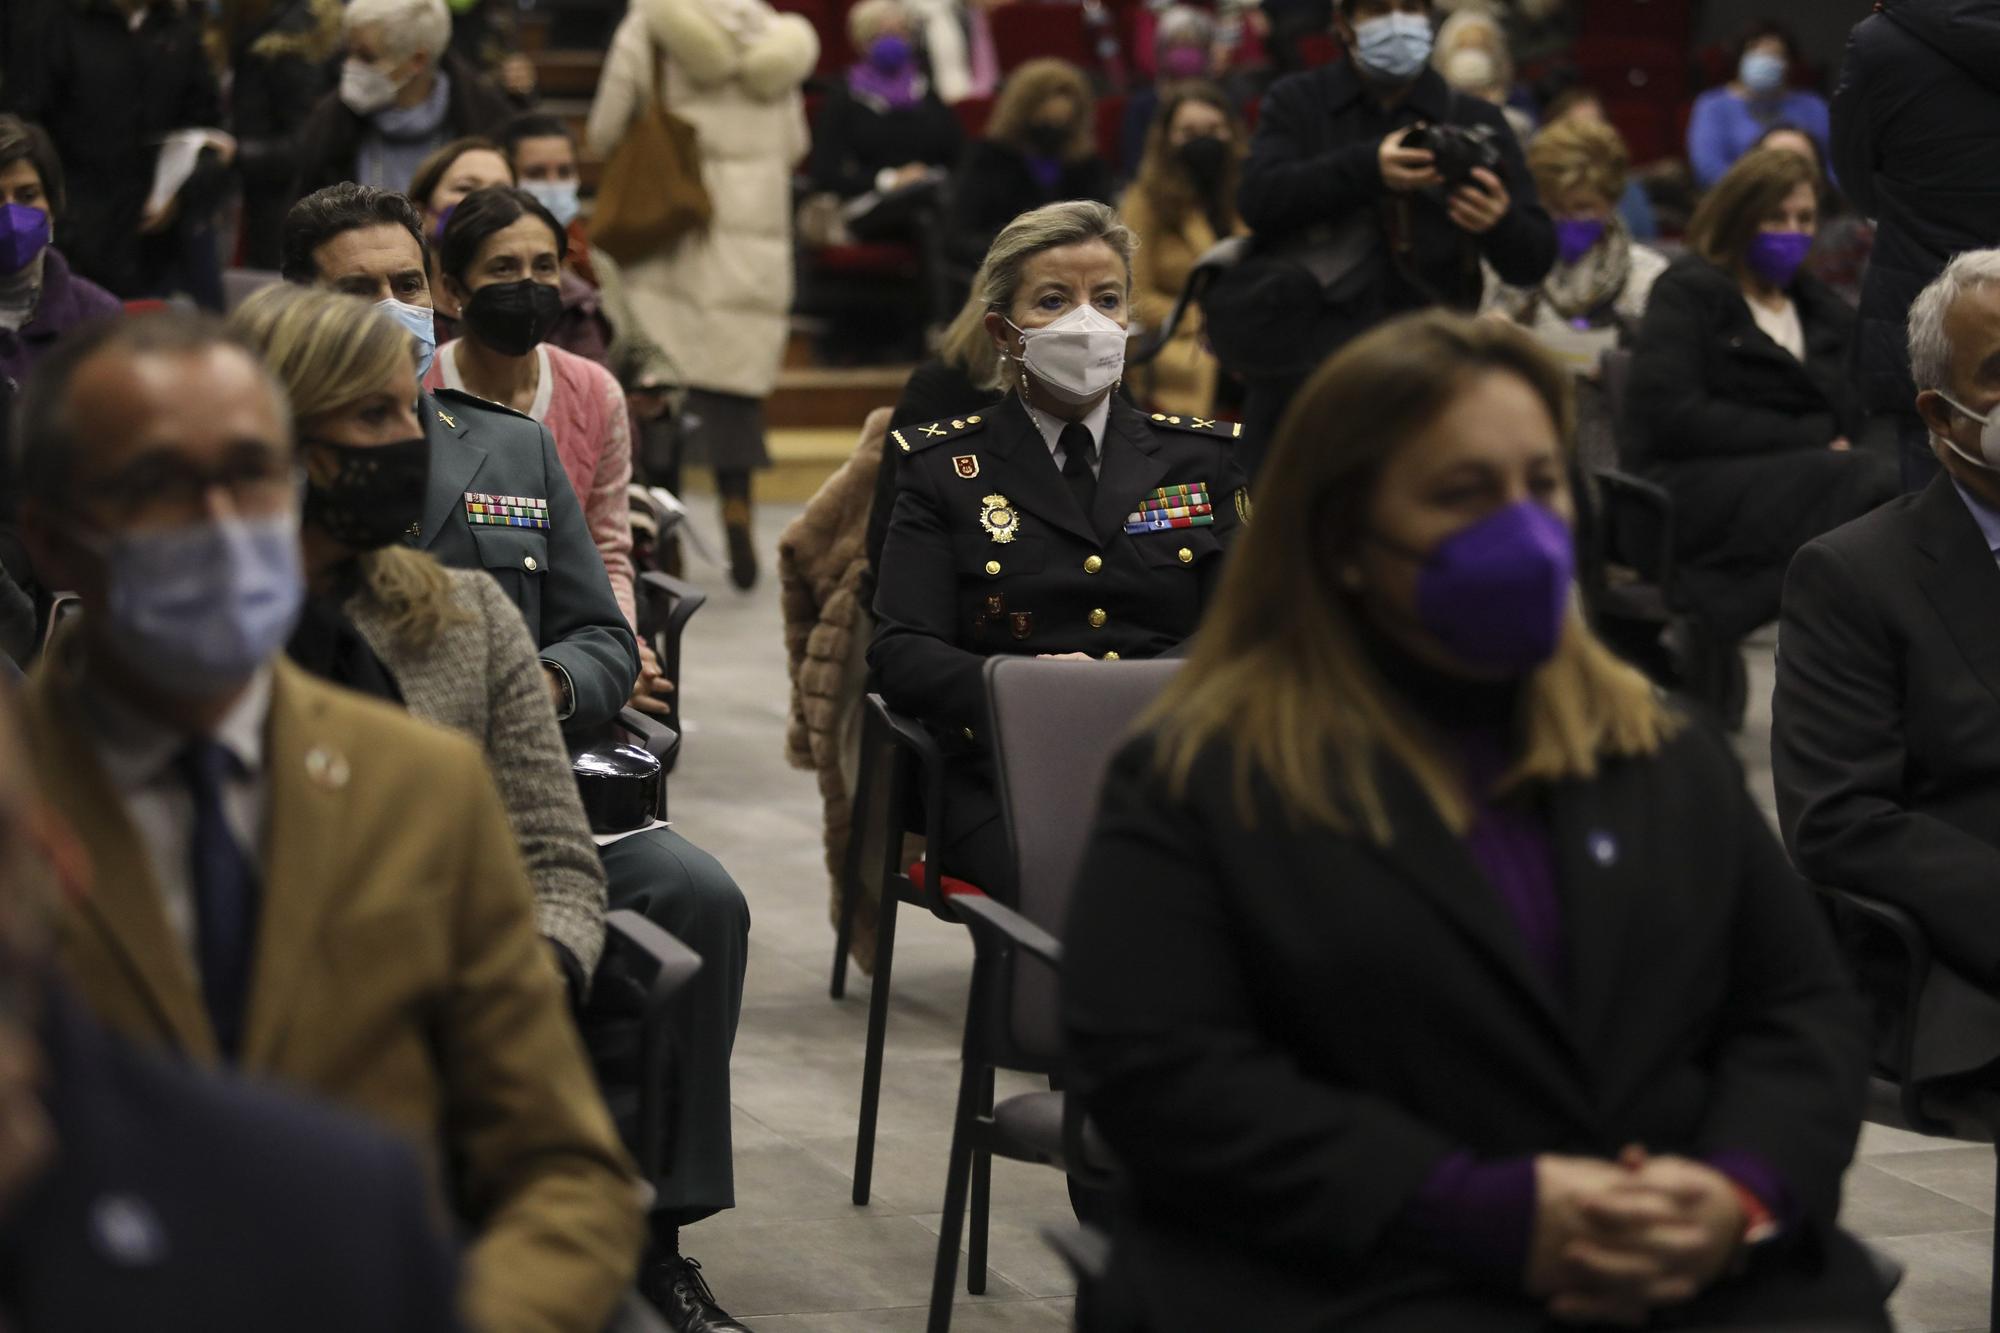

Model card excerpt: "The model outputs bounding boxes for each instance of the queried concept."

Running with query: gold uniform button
[985,559,1001,575]
[1083,555,1102,574]
[967,414,982,424]
[1103,651,1120,661]
[1088,608,1108,629]
[523,556,539,571]
[1151,412,1167,421]
[1177,547,1193,564]
[962,726,976,740]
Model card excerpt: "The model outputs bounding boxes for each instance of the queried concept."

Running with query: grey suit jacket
[415,388,639,732]
[348,566,608,977]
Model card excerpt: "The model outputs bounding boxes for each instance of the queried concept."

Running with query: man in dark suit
[0,687,461,1332]
[280,184,755,1333]
[871,202,1251,895]
[1774,246,2000,1093]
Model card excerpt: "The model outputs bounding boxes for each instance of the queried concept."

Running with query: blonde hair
[986,58,1096,161]
[1527,115,1628,211]
[846,0,907,51]
[225,284,467,652]
[963,200,1136,391]
[1686,146,1818,272]
[1149,310,1674,841]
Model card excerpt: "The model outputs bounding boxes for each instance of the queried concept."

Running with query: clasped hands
[1528,1147,1749,1326]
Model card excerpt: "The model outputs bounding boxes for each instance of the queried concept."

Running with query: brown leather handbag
[591,49,713,264]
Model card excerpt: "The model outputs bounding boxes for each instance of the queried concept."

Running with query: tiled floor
[663,504,1995,1332]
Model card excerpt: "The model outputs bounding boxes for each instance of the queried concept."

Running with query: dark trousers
[587,827,750,1224]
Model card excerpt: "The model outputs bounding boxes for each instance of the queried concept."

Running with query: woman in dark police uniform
[1062,310,1887,1332]
[869,199,1250,897]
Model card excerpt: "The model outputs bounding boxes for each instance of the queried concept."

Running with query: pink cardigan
[428,340,638,631]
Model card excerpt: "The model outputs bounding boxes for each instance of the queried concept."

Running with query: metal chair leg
[852,887,900,1206]
[926,1058,984,1333]
[830,871,857,1000]
[1989,1150,1999,1333]
[967,1066,995,1295]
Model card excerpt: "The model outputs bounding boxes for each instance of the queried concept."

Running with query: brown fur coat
[781,408,890,970]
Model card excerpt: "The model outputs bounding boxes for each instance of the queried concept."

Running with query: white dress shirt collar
[1019,391,1112,478]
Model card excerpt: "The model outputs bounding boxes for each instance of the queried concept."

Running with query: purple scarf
[848,63,924,111]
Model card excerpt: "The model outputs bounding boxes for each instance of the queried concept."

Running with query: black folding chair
[637,569,706,767]
[829,694,974,1205]
[921,657,1178,1332]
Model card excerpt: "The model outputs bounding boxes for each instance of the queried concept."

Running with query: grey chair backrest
[985,656,1182,1063]
[221,268,282,313]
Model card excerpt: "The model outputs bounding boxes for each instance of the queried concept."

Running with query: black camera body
[1402,122,1503,190]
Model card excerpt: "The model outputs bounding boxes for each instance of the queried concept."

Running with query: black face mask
[1024,122,1069,156]
[302,434,430,550]
[461,278,564,357]
[1174,135,1232,194]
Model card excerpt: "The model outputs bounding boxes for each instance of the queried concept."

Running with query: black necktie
[175,739,261,1059]
[1059,423,1098,518]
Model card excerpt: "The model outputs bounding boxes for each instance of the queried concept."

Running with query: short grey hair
[1908,248,2000,393]
[1156,6,1215,52]
[847,0,908,50]
[345,0,451,67]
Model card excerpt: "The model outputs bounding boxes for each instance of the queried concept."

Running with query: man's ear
[1916,388,1957,444]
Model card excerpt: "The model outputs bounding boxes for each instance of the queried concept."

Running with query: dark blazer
[1622,254,1861,470]
[292,50,515,199]
[808,81,963,200]
[1775,475,2000,1077]
[1833,0,2000,416]
[945,140,1114,271]
[415,389,640,733]
[1064,722,1878,1332]
[0,248,121,388]
[228,0,337,271]
[2,989,461,1331]
[1237,63,1555,309]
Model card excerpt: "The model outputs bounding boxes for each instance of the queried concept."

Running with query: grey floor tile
[912,1200,1084,1300]
[1860,1121,1969,1160]
[685,1213,1034,1317]
[793,1130,1076,1217]
[742,1299,1075,1330]
[1872,1230,1997,1332]
[1841,1163,1992,1240]
[1870,1146,1998,1216]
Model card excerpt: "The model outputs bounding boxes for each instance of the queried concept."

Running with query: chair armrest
[617,705,679,763]
[1807,883,1938,1131]
[640,570,707,641]
[865,693,961,896]
[952,892,1062,970]
[603,909,703,1179]
[1593,467,1677,591]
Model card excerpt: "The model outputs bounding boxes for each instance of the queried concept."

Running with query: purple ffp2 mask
[1747,230,1813,288]
[1412,501,1574,675]
[0,203,51,275]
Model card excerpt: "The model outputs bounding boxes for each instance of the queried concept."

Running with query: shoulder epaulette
[890,413,990,455]
[1146,412,1244,440]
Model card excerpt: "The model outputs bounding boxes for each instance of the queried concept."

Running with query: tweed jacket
[23,647,643,1333]
[347,566,608,977]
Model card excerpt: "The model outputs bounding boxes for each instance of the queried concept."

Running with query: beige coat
[781,409,889,970]
[25,650,642,1333]
[1121,184,1239,418]
[586,0,818,399]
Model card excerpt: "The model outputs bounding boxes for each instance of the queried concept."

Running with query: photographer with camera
[1228,0,1552,478]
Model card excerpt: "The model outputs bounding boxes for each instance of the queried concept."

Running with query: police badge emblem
[978,494,1020,543]
[953,454,980,479]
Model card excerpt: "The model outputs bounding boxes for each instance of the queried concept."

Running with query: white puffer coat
[586,0,818,398]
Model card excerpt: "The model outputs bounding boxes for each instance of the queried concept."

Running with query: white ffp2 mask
[1940,392,2000,471]
[340,58,401,115]
[1010,303,1127,407]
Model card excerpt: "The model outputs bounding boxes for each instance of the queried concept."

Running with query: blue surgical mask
[520,179,582,228]
[1740,50,1786,96]
[88,515,305,698]
[1353,12,1433,84]
[376,296,437,381]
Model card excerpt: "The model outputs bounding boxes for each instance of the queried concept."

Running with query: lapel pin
[91,1194,168,1267]
[437,409,457,429]
[305,746,351,790]
[1587,830,1618,868]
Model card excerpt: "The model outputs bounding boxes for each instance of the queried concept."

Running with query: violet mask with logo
[0,204,51,275]
[1160,45,1209,79]
[1747,230,1812,288]
[1381,501,1574,676]
[867,33,913,73]
[1554,217,1605,267]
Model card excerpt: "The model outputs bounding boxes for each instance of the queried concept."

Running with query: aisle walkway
[662,506,1993,1332]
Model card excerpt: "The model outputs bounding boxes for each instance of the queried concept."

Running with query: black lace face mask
[301,435,430,550]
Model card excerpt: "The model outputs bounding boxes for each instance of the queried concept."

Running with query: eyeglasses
[86,449,301,529]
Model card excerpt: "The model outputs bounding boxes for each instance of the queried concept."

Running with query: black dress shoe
[642,1255,750,1333]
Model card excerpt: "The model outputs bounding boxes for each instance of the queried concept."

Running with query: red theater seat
[952,93,995,140]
